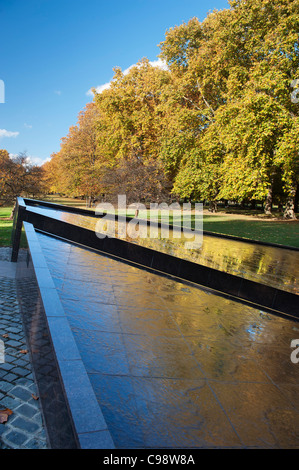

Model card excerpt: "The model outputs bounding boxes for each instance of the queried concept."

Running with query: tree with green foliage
[159,0,299,216]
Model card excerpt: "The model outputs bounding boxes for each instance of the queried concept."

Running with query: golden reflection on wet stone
[55,210,299,294]
[37,232,299,449]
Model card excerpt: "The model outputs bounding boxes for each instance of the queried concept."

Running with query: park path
[0,248,48,449]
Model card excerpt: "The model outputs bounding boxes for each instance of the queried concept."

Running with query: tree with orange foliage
[43,102,102,206]
[0,150,44,205]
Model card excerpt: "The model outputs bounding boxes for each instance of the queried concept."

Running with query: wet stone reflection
[37,232,299,449]
[28,206,299,294]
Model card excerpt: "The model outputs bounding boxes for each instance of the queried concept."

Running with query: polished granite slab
[26,204,299,295]
[37,232,299,449]
[13,200,298,318]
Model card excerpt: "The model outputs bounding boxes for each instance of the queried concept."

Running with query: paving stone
[6,339,22,348]
[2,372,18,382]
[0,395,22,409]
[0,381,14,393]
[0,424,7,437]
[11,416,40,434]
[17,403,39,419]
[4,430,28,447]
[0,255,49,449]
[13,358,29,367]
[5,333,22,341]
[9,386,33,401]
[11,367,31,378]
[15,377,35,387]
[0,363,14,371]
[0,369,8,378]
[24,436,47,449]
[6,327,22,334]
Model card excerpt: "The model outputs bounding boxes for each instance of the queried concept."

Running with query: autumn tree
[159,0,299,216]
[42,154,64,195]
[0,150,45,205]
[94,59,170,161]
[99,155,172,207]
[93,59,172,202]
[43,102,103,206]
[44,0,298,217]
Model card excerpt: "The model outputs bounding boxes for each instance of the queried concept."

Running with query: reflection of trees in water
[59,212,299,293]
[135,232,298,293]
[41,226,298,412]
[240,247,298,293]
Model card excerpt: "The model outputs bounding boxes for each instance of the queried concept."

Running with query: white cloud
[9,153,49,167]
[123,58,168,75]
[86,58,168,97]
[86,82,111,96]
[148,58,168,71]
[24,123,32,129]
[0,129,19,139]
[26,155,50,166]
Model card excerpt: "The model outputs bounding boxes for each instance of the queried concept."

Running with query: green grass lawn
[0,206,27,248]
[0,207,14,246]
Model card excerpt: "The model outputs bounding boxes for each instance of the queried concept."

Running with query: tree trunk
[208,201,217,213]
[9,202,16,220]
[264,185,273,215]
[284,187,297,219]
[294,184,299,214]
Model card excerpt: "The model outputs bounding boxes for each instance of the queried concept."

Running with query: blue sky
[0,0,229,165]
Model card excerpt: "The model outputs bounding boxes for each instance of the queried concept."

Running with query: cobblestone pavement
[0,248,48,449]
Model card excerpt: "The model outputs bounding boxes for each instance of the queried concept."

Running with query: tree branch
[196,81,216,117]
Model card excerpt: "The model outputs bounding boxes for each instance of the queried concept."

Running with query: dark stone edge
[18,221,115,450]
